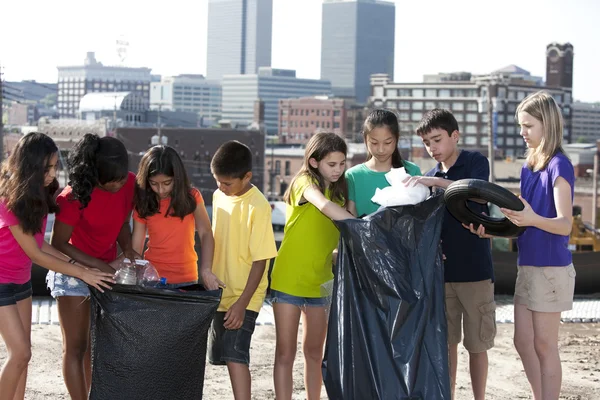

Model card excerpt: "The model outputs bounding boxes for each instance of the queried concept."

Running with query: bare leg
[273,303,301,400]
[57,296,91,400]
[513,303,542,399]
[468,350,488,400]
[532,311,562,400]
[227,362,251,400]
[0,302,31,400]
[301,306,328,400]
[448,342,458,400]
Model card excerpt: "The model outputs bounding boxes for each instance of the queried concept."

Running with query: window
[425,101,436,109]
[333,110,340,116]
[438,102,451,109]
[439,89,450,97]
[285,161,291,176]
[481,137,489,145]
[453,89,465,97]
[399,112,409,120]
[398,101,410,110]
[506,138,515,146]
[412,112,422,121]
[497,114,505,123]
[425,89,437,97]
[465,137,477,145]
[386,89,397,97]
[554,94,563,103]
[334,122,340,129]
[413,89,424,97]
[497,125,505,134]
[399,89,412,97]
[507,103,516,113]
[454,113,464,122]
[275,160,281,174]
[465,125,477,134]
[466,103,478,111]
[452,102,464,111]
[412,101,423,110]
[386,101,397,109]
[466,114,478,122]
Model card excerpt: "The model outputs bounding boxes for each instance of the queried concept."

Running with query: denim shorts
[0,281,33,307]
[46,271,90,298]
[208,310,258,366]
[270,289,329,308]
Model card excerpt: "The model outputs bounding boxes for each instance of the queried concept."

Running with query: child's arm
[501,177,573,236]
[116,213,140,261]
[194,203,223,291]
[223,259,267,330]
[10,226,115,291]
[131,219,147,256]
[303,185,355,221]
[403,175,453,189]
[346,200,358,217]
[51,220,115,273]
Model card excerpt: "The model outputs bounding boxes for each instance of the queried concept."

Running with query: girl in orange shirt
[132,146,221,289]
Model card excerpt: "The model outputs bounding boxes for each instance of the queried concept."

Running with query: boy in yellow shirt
[207,140,278,400]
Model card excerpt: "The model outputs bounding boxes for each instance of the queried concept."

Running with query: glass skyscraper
[321,0,395,104]
[207,0,273,80]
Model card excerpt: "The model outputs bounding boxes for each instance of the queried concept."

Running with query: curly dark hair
[134,146,196,219]
[0,132,59,235]
[67,134,129,208]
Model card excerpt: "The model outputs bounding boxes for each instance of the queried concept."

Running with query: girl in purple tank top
[468,91,576,399]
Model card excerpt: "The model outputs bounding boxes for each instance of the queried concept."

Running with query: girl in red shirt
[132,146,218,289]
[48,134,137,399]
[0,133,113,400]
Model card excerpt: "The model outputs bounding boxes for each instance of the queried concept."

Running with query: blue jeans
[270,289,329,308]
[0,281,32,307]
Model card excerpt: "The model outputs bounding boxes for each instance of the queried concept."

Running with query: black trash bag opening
[323,195,451,400]
[89,284,221,400]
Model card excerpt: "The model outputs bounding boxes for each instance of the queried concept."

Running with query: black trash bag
[323,195,451,400]
[89,284,221,400]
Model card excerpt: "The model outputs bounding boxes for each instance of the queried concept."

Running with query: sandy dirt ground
[1,323,599,399]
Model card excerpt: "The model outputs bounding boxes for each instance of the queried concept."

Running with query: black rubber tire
[444,179,526,237]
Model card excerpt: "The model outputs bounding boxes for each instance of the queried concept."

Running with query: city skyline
[2,0,599,102]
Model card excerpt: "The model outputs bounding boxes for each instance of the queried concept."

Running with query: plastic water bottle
[135,260,160,286]
[114,258,137,285]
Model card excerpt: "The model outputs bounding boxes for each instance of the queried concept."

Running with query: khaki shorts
[514,264,576,313]
[445,279,496,353]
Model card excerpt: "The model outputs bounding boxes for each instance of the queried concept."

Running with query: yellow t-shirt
[270,175,341,297]
[211,186,278,312]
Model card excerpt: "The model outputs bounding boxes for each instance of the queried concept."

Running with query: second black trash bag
[322,194,451,400]
[89,284,221,400]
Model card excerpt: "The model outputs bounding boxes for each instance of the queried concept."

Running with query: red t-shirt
[56,172,135,263]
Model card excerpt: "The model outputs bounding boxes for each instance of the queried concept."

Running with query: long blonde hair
[516,91,566,171]
[283,132,348,206]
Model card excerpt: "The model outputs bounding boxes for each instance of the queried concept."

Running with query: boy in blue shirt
[404,109,495,400]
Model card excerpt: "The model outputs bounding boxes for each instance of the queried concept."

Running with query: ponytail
[67,134,129,208]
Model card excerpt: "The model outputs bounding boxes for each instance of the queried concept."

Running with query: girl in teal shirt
[346,109,422,217]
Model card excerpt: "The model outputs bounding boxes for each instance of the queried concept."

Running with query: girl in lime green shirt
[270,132,354,400]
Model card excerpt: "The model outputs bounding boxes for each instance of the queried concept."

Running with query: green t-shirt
[345,161,422,217]
[270,175,340,298]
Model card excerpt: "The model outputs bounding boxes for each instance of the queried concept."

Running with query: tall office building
[321,0,395,104]
[207,0,273,80]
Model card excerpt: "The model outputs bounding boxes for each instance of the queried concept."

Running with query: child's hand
[223,301,246,330]
[79,267,115,293]
[201,270,225,291]
[402,176,438,188]
[500,196,537,227]
[463,222,494,239]
[123,248,142,261]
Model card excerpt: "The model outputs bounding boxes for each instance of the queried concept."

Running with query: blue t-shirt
[517,152,575,267]
[426,150,494,283]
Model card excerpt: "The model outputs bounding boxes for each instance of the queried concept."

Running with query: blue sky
[2,0,598,102]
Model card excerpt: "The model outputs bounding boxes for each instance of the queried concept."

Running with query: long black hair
[362,109,405,168]
[0,132,59,234]
[134,146,196,219]
[283,132,348,206]
[67,134,129,208]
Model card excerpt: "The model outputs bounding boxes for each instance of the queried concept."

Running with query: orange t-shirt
[133,189,204,284]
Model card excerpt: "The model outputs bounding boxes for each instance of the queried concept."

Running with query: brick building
[278,96,365,145]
